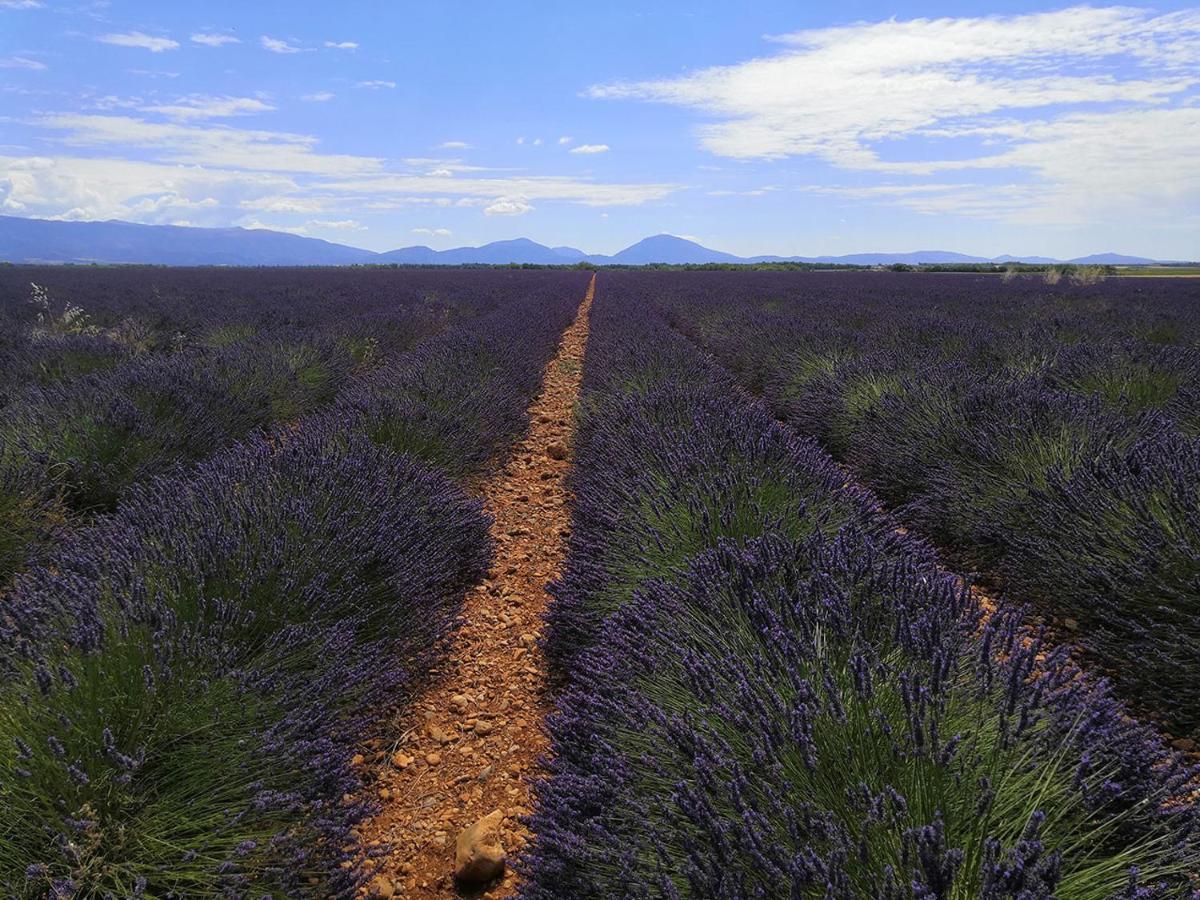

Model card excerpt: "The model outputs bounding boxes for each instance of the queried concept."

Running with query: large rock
[455,809,506,884]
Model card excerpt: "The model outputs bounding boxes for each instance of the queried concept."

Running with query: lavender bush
[0,268,590,895]
[337,289,580,478]
[0,427,490,895]
[525,286,1199,899]
[648,270,1200,737]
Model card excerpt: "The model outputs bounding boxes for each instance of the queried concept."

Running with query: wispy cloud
[356,80,396,89]
[325,41,358,50]
[570,143,609,154]
[0,56,46,70]
[40,114,384,176]
[589,6,1200,222]
[438,140,470,149]
[191,33,240,47]
[484,197,534,216]
[0,154,295,223]
[97,32,180,53]
[261,35,302,54]
[0,1,44,8]
[140,96,275,120]
[707,186,776,197]
[302,91,335,102]
[307,218,364,230]
[8,106,678,229]
[412,226,452,236]
[557,136,573,145]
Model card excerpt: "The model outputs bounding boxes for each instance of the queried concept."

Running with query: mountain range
[0,215,1173,268]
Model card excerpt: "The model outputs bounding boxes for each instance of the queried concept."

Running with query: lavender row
[0,265,567,347]
[0,274,587,895]
[0,270,583,587]
[0,427,490,897]
[641,270,1200,736]
[0,267,501,402]
[524,287,1199,898]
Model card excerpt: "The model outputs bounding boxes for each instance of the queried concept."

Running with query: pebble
[546,441,568,460]
[426,752,442,766]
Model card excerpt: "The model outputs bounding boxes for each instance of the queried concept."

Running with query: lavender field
[0,267,1198,898]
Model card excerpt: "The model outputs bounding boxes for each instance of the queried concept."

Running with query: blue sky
[2,1,1198,258]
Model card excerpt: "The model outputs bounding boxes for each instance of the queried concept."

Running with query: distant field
[1116,266,1200,276]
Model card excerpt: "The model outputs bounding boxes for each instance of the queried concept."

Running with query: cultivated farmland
[0,268,1197,898]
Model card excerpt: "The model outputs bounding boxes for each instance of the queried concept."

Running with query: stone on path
[369,875,396,897]
[455,809,506,884]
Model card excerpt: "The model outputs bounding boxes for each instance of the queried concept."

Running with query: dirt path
[354,275,593,898]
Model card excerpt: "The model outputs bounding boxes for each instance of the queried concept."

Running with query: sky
[1,1,1198,259]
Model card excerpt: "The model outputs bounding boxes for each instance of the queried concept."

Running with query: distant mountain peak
[0,215,1176,267]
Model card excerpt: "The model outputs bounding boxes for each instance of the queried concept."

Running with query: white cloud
[438,140,470,149]
[484,197,534,216]
[328,172,675,207]
[325,41,358,50]
[591,8,1200,164]
[34,114,677,207]
[240,218,309,235]
[356,80,396,89]
[591,6,1200,223]
[707,187,776,196]
[261,35,302,54]
[238,217,364,235]
[0,1,43,8]
[412,227,452,236]
[532,137,543,146]
[557,136,573,145]
[307,218,364,230]
[140,96,275,120]
[40,114,384,176]
[241,196,329,214]
[97,32,179,53]
[570,143,609,154]
[0,154,294,223]
[8,111,678,227]
[302,91,335,102]
[191,33,239,47]
[0,56,46,70]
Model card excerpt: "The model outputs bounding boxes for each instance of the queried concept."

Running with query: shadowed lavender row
[645,270,1200,739]
[524,286,1199,898]
[0,272,586,896]
[0,270,583,587]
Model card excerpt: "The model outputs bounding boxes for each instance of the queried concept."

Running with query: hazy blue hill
[599,234,745,265]
[0,214,1174,267]
[0,215,375,266]
[1068,252,1158,265]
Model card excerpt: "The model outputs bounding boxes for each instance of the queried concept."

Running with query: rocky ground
[352,277,593,898]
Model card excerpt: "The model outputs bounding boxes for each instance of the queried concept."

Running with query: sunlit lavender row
[524,284,1199,898]
[638,270,1200,740]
